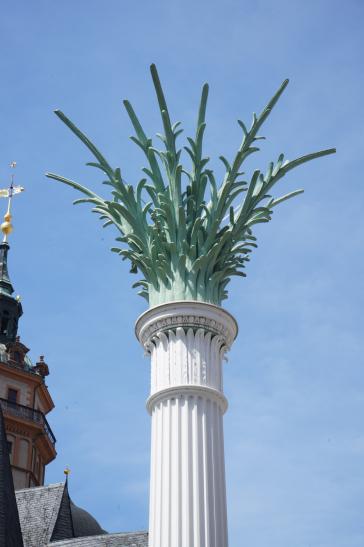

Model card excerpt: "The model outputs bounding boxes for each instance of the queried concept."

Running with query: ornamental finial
[0,162,25,242]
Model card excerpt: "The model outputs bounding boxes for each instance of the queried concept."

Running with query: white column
[136,301,238,547]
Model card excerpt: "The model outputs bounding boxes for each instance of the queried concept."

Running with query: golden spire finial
[0,161,25,242]
[64,466,71,477]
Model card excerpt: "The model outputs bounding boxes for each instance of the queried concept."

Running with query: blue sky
[0,0,363,545]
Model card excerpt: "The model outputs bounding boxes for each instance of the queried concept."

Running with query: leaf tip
[150,63,158,77]
[54,109,64,119]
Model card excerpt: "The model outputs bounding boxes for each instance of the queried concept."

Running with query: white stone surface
[136,301,237,547]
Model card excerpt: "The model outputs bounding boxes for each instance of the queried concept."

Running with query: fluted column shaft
[136,302,237,547]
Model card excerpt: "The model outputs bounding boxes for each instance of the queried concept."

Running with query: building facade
[0,234,148,546]
[0,240,56,489]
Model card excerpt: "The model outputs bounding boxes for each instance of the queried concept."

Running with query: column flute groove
[136,301,238,547]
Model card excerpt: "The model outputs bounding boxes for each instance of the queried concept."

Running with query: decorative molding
[146,385,228,415]
[135,300,238,351]
[149,328,226,395]
[5,422,30,438]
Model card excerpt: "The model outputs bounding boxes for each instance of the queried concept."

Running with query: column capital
[135,300,238,352]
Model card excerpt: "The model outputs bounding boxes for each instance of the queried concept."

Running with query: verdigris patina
[46,65,335,307]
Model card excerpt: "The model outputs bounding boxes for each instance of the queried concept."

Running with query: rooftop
[15,482,148,547]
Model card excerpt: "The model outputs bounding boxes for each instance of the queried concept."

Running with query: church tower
[0,171,56,489]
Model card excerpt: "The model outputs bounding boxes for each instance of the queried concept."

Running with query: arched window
[35,457,40,480]
[10,318,18,337]
[6,434,15,463]
[0,310,10,335]
[7,388,18,404]
[18,439,29,468]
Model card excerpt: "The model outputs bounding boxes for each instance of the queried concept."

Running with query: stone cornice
[0,361,40,383]
[0,362,54,413]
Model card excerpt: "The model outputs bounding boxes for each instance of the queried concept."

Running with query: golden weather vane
[0,161,25,243]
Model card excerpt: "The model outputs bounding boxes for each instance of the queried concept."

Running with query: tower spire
[0,163,24,343]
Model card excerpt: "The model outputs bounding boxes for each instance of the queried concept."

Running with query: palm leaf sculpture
[46,65,335,307]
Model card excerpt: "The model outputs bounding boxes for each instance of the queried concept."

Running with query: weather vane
[0,161,25,243]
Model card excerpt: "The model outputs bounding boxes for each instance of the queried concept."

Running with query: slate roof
[50,480,75,541]
[49,531,148,546]
[15,483,65,546]
[14,481,148,547]
[51,479,106,541]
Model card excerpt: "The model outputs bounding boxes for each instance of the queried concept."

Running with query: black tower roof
[0,241,22,345]
[0,404,24,547]
[0,241,14,296]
